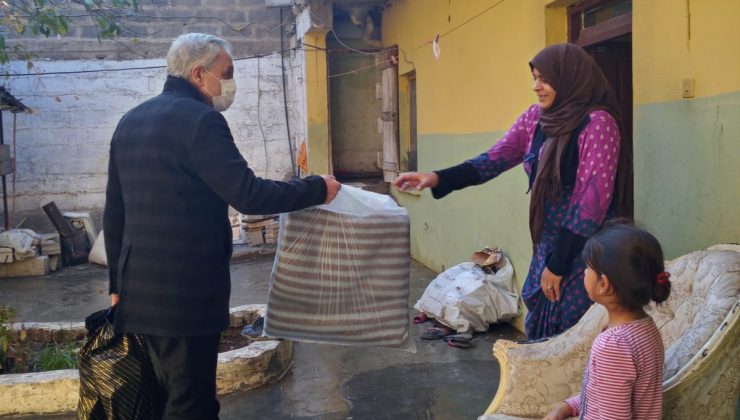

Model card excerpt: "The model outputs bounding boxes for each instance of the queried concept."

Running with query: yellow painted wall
[380,0,740,335]
[633,0,740,104]
[633,0,740,258]
[383,0,547,134]
[383,1,551,332]
[304,31,331,175]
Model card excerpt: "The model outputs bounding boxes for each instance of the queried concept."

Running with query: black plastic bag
[77,307,160,419]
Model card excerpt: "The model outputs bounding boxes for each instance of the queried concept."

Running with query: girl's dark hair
[582,219,671,311]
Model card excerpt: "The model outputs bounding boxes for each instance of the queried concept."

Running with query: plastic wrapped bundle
[264,186,414,352]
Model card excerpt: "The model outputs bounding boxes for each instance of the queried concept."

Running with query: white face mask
[204,69,236,112]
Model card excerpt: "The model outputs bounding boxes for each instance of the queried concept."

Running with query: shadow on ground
[0,254,525,420]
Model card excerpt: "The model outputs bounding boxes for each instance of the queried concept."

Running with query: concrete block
[0,256,49,278]
[0,370,79,415]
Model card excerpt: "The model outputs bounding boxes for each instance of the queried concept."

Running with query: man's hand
[111,293,120,307]
[540,267,563,302]
[321,175,341,204]
[392,172,439,192]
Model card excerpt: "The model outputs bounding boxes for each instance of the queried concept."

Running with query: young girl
[544,221,671,420]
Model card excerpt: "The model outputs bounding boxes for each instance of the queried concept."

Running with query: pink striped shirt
[565,317,664,419]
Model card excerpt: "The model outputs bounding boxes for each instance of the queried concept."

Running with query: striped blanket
[264,202,413,350]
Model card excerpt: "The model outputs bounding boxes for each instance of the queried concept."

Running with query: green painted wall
[635,90,740,259]
[394,131,532,331]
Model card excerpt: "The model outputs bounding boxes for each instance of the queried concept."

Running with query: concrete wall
[3,0,284,61]
[632,0,740,258]
[2,54,298,215]
[0,0,305,223]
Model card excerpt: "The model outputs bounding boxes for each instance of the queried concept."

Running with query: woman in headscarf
[394,43,627,340]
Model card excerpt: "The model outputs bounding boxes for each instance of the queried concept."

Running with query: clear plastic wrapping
[264,186,415,352]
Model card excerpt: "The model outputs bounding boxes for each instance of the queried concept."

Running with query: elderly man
[103,33,340,419]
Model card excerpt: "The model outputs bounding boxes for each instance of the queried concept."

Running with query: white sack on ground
[264,185,415,352]
[414,260,520,333]
[0,229,37,254]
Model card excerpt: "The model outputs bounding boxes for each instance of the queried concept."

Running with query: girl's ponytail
[652,271,671,304]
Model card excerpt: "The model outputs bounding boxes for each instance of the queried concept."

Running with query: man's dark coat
[104,76,327,337]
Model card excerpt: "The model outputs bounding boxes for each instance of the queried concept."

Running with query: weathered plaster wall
[1,55,299,214]
[633,0,740,258]
[0,0,305,227]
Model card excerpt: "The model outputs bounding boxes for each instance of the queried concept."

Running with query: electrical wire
[256,56,269,179]
[11,113,16,220]
[329,29,384,56]
[280,7,297,179]
[328,56,394,79]
[408,0,508,54]
[2,0,508,79]
[306,7,385,56]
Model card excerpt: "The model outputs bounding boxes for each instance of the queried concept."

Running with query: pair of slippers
[420,325,473,349]
[420,325,454,340]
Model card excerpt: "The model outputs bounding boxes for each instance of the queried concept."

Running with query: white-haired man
[104,33,340,419]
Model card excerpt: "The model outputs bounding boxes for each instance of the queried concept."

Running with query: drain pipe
[280,7,298,179]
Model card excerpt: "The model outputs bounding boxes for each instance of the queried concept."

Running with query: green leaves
[0,305,27,373]
[39,340,80,371]
[0,0,140,64]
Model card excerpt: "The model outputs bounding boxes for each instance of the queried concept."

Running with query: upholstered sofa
[480,244,740,420]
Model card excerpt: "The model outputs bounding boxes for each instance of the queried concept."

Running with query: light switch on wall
[682,78,696,98]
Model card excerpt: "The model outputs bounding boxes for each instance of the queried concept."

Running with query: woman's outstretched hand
[393,172,439,192]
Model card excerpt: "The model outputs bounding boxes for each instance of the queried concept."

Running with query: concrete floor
[0,250,525,420]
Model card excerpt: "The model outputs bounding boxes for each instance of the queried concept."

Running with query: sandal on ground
[446,339,473,349]
[420,326,455,340]
[442,333,473,343]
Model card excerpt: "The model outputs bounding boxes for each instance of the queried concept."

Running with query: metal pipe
[0,112,8,230]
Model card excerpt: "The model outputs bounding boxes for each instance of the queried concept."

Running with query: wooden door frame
[568,0,634,217]
[568,0,632,47]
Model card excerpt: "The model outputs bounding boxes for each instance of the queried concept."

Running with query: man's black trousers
[145,333,221,420]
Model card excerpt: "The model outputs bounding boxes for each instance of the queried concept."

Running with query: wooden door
[569,0,634,217]
[379,49,399,182]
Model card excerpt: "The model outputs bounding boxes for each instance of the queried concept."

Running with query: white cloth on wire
[264,185,415,352]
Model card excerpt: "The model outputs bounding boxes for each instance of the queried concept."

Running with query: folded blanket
[264,186,414,351]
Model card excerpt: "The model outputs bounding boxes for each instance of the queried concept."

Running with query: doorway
[569,0,633,217]
[327,8,382,192]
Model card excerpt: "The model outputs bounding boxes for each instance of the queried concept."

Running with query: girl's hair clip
[656,272,671,285]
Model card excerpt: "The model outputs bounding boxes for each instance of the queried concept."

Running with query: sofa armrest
[483,304,608,418]
[663,301,740,420]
